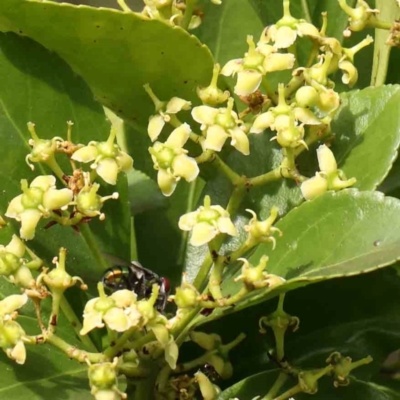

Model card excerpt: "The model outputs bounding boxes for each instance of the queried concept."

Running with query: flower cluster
[0,235,42,287]
[0,294,29,364]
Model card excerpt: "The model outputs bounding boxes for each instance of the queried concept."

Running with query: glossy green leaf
[209,190,400,317]
[203,268,400,399]
[196,0,264,66]
[0,0,214,129]
[329,85,400,191]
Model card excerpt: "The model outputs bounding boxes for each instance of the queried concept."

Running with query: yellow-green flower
[5,176,73,240]
[178,196,237,246]
[192,98,250,155]
[149,123,199,197]
[300,145,357,200]
[72,128,133,185]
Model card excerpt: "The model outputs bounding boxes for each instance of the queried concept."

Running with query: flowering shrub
[0,0,399,399]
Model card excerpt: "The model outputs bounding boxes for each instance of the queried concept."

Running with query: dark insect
[200,363,220,382]
[102,261,170,313]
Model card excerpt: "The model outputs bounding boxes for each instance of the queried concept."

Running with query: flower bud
[190,331,221,351]
[197,64,230,106]
[244,207,282,248]
[89,360,118,390]
[173,286,199,309]
[0,320,26,364]
[295,86,319,108]
[317,145,337,174]
[0,252,22,276]
[0,294,28,319]
[11,266,35,288]
[76,183,103,217]
[195,371,220,400]
[326,352,372,387]
[300,173,328,201]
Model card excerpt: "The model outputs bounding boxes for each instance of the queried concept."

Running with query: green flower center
[97,142,118,158]
[156,147,175,169]
[21,188,44,209]
[198,208,220,223]
[94,297,115,313]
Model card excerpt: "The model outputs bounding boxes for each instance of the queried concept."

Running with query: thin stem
[371,19,392,30]
[268,384,302,400]
[117,0,132,12]
[261,372,289,400]
[301,0,312,23]
[248,167,282,187]
[59,296,98,352]
[79,224,109,273]
[180,0,197,30]
[208,258,225,300]
[46,333,105,363]
[130,216,138,260]
[193,253,213,290]
[200,285,249,309]
[212,155,243,184]
[104,327,140,358]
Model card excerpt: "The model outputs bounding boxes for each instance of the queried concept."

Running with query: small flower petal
[5,195,24,218]
[42,188,73,211]
[111,290,137,308]
[97,158,119,185]
[71,146,98,163]
[220,59,243,76]
[103,307,131,332]
[234,70,262,96]
[264,53,295,72]
[250,112,274,134]
[230,127,250,155]
[5,235,25,258]
[166,97,191,114]
[10,340,26,365]
[165,340,179,370]
[300,173,328,200]
[80,310,104,335]
[165,123,191,149]
[172,154,199,182]
[274,26,297,49]
[148,114,166,142]
[190,222,218,246]
[0,294,28,316]
[30,175,56,191]
[317,144,337,174]
[191,106,218,126]
[178,211,199,231]
[19,209,42,240]
[204,125,229,152]
[157,169,178,197]
[117,152,134,172]
[294,108,321,125]
[217,217,238,237]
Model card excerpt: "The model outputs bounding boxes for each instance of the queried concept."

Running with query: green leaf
[196,0,264,66]
[205,268,400,399]
[329,85,400,191]
[0,316,89,399]
[0,0,214,129]
[213,190,400,316]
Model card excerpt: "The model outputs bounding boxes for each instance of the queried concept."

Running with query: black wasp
[102,260,170,313]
